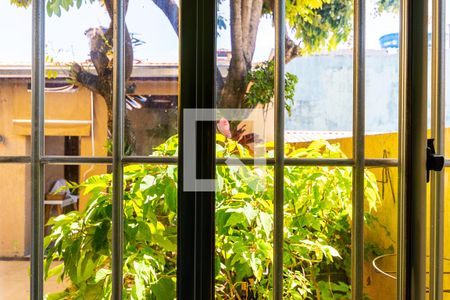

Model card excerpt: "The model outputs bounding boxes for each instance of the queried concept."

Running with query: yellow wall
[0,78,177,256]
[293,131,450,299]
[0,81,31,256]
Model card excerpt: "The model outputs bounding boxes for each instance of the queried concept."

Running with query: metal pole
[397,0,409,297]
[398,0,428,298]
[112,0,125,298]
[31,0,45,299]
[352,0,365,298]
[430,0,445,297]
[273,0,285,298]
[0,156,399,167]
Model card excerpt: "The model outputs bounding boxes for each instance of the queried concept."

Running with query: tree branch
[152,0,179,34]
[285,34,301,63]
[70,63,100,95]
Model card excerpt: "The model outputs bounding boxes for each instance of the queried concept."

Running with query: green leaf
[164,183,177,212]
[151,277,176,300]
[44,291,69,300]
[47,263,64,280]
[94,268,111,283]
[258,212,272,239]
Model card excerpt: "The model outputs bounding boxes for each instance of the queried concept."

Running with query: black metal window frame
[0,0,446,299]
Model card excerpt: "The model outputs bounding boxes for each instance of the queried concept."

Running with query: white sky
[0,0,432,64]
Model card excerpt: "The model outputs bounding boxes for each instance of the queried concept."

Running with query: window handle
[427,138,445,182]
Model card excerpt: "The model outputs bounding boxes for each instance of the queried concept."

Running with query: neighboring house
[0,63,179,257]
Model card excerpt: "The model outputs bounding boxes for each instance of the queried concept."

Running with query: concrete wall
[286,50,450,133]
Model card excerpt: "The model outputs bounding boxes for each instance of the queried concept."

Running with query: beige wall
[0,78,177,256]
[0,81,31,256]
[0,80,107,256]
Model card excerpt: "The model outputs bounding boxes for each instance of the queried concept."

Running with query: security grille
[0,0,446,299]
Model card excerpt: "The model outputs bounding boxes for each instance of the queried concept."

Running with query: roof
[0,62,230,80]
[285,130,384,143]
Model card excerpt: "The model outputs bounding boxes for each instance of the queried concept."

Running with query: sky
[0,0,423,64]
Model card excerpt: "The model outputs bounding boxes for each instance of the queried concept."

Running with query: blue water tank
[379,33,432,49]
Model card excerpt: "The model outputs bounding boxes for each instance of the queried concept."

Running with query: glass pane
[126,1,179,156]
[43,164,110,297]
[215,165,273,298]
[43,2,110,157]
[0,164,30,299]
[284,0,354,156]
[123,163,177,298]
[363,167,397,299]
[364,1,400,158]
[41,1,179,157]
[446,3,450,131]
[283,165,353,298]
[0,4,32,157]
[215,0,274,158]
[42,162,178,298]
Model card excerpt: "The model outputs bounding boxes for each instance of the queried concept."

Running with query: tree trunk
[70,0,136,153]
[219,0,263,109]
[71,0,304,151]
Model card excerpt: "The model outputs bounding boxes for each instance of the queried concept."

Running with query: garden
[43,135,391,299]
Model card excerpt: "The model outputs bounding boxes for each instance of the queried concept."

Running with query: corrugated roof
[285,130,384,143]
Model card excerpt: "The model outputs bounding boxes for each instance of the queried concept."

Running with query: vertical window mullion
[398,0,428,298]
[177,0,197,297]
[177,0,216,298]
[351,0,365,298]
[273,0,285,299]
[30,0,45,299]
[112,0,125,299]
[195,0,217,298]
[430,0,445,297]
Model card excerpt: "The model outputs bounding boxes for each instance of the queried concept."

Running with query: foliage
[374,0,399,14]
[283,0,353,54]
[43,135,388,299]
[245,61,298,116]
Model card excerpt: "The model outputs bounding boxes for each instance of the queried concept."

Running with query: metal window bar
[30,0,45,299]
[111,0,125,298]
[430,0,446,297]
[273,0,285,298]
[352,0,365,297]
[0,156,400,166]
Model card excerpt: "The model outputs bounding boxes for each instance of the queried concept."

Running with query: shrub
[44,135,383,299]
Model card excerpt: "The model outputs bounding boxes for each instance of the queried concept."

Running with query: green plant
[245,61,298,116]
[44,135,386,299]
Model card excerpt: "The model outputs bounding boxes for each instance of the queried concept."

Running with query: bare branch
[285,34,301,63]
[70,63,101,95]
